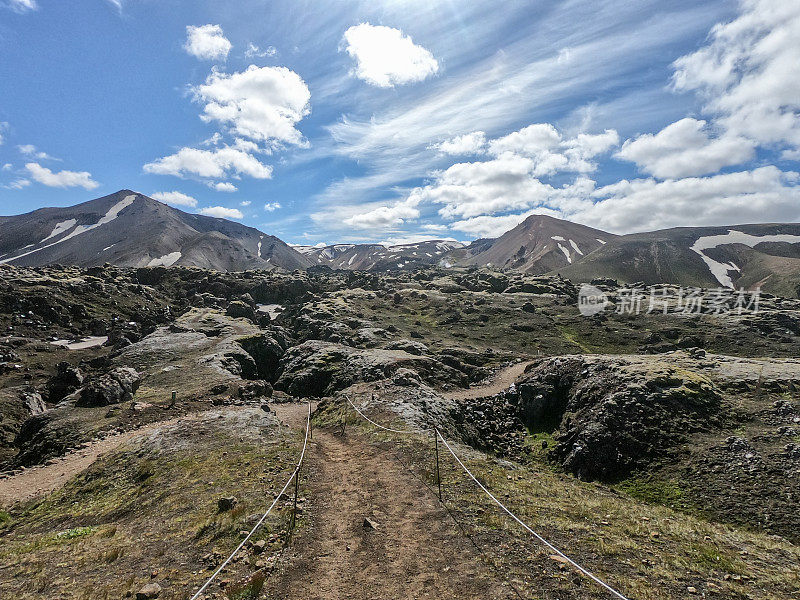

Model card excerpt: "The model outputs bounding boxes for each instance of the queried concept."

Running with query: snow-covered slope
[299,240,465,270]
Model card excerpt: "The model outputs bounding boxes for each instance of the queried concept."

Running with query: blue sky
[1,0,798,245]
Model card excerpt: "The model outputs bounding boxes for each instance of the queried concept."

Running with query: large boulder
[275,341,468,397]
[516,356,722,480]
[76,367,142,407]
[226,300,256,322]
[46,361,84,403]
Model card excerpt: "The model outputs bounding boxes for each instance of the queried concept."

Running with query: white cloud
[2,163,12,171]
[0,122,7,145]
[6,0,37,13]
[342,23,439,88]
[245,43,277,59]
[25,162,99,190]
[487,124,619,175]
[264,202,282,212]
[144,145,273,179]
[192,65,311,146]
[151,191,198,208]
[199,206,244,219]
[488,123,562,156]
[342,198,420,229]
[671,0,800,152]
[5,178,31,190]
[184,24,232,62]
[378,234,458,246]
[17,144,58,161]
[578,166,800,233]
[617,118,755,178]
[444,166,800,236]
[240,200,251,206]
[212,181,238,192]
[450,210,554,238]
[431,132,486,155]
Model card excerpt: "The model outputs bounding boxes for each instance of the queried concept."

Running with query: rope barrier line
[345,397,630,600]
[436,433,630,600]
[189,401,312,600]
[345,396,429,435]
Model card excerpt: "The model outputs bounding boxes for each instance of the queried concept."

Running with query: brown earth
[269,401,517,600]
[0,412,208,507]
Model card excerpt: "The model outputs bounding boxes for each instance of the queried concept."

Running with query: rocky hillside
[456,215,614,274]
[0,190,310,272]
[556,223,800,296]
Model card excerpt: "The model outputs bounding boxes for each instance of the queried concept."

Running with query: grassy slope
[0,408,305,600]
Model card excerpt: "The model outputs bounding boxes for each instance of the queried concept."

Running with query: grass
[615,476,687,508]
[0,408,304,600]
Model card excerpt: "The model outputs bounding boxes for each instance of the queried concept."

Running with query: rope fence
[189,400,312,600]
[345,395,630,600]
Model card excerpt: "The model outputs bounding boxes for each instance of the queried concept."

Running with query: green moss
[615,477,686,508]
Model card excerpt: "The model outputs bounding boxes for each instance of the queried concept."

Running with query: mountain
[556,223,800,296]
[295,240,465,271]
[0,190,310,271]
[458,215,615,274]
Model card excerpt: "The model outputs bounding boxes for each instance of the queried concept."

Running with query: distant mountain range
[294,240,464,270]
[2,190,800,295]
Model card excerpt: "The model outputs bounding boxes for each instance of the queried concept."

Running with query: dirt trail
[444,361,532,401]
[0,412,208,507]
[271,402,515,600]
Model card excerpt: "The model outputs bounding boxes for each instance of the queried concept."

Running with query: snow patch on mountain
[0,194,137,265]
[691,230,800,288]
[147,251,182,267]
[42,219,77,243]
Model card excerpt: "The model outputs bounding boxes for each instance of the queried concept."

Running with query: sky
[0,0,798,246]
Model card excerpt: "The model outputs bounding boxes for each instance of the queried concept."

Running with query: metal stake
[434,427,442,502]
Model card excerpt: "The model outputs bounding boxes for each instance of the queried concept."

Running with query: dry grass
[0,408,304,600]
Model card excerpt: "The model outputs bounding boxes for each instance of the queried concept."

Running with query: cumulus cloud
[487,124,619,175]
[342,198,420,229]
[671,0,800,152]
[617,118,755,178]
[240,200,251,206]
[431,132,486,155]
[143,145,273,180]
[579,166,800,233]
[184,24,232,61]
[450,210,557,238]
[443,166,800,236]
[25,162,99,190]
[212,181,238,192]
[264,202,281,212]
[192,65,311,146]
[199,206,243,219]
[342,23,439,88]
[151,191,198,208]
